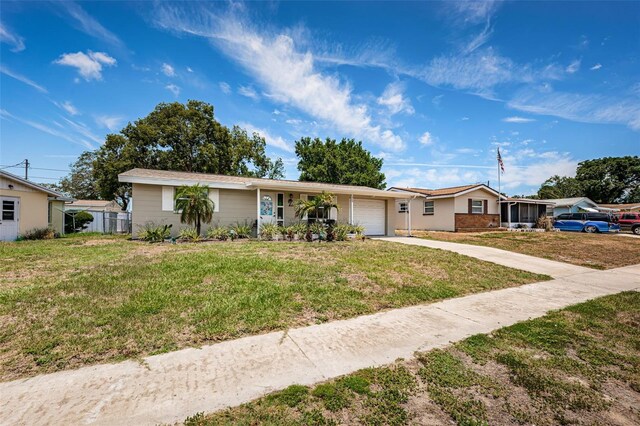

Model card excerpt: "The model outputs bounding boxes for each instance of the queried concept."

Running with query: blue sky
[1,1,639,195]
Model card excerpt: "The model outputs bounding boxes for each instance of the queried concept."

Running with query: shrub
[260,223,278,240]
[206,226,230,241]
[309,222,326,240]
[21,227,56,240]
[178,227,201,242]
[231,221,252,239]
[334,224,351,241]
[137,222,172,242]
[292,222,307,240]
[64,211,94,233]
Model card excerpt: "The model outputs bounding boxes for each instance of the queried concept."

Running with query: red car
[616,212,640,235]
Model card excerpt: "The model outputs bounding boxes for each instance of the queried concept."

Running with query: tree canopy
[69,100,283,209]
[536,156,640,203]
[295,137,386,189]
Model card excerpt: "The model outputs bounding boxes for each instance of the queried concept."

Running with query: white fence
[78,211,131,234]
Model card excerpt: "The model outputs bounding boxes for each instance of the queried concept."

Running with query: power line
[0,164,70,172]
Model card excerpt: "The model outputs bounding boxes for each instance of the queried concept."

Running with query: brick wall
[455,213,500,231]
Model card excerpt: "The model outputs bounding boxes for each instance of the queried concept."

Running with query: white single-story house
[540,197,608,216]
[118,168,408,237]
[499,198,555,228]
[64,199,130,234]
[387,184,501,232]
[0,170,72,241]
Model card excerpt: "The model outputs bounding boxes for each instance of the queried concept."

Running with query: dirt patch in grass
[186,292,640,426]
[0,237,546,381]
[410,230,640,269]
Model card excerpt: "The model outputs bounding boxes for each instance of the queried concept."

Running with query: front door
[0,197,20,241]
[260,193,276,225]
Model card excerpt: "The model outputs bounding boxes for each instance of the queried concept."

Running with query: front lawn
[0,234,545,381]
[412,230,640,269]
[190,291,640,425]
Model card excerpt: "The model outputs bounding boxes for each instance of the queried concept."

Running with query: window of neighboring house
[546,205,554,216]
[423,201,434,215]
[471,199,484,214]
[398,202,408,213]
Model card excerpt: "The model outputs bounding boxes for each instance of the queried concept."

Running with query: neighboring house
[118,168,407,237]
[388,184,501,232]
[0,170,72,241]
[499,198,555,228]
[540,197,604,216]
[598,203,640,212]
[64,199,129,234]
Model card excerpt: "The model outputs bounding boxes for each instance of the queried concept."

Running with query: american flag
[497,148,505,174]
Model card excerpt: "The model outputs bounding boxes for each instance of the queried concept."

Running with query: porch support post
[349,194,354,224]
[256,187,261,239]
[507,202,511,228]
[407,198,412,237]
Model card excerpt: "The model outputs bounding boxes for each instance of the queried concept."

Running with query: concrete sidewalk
[374,236,590,278]
[2,264,639,425]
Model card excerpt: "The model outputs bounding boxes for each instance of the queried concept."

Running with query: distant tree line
[534,156,640,203]
[46,100,387,209]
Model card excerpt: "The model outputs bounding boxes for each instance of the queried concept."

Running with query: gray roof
[539,197,598,207]
[119,168,407,198]
[0,170,73,201]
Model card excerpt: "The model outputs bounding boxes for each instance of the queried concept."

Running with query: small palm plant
[174,184,214,236]
[294,191,339,223]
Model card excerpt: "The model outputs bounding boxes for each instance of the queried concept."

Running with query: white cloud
[499,150,578,190]
[450,0,502,25]
[186,66,193,72]
[0,22,25,52]
[238,85,259,100]
[54,50,116,81]
[461,116,470,121]
[219,81,231,94]
[0,65,47,93]
[508,88,640,131]
[285,118,302,125]
[57,2,122,47]
[419,131,433,146]
[385,166,484,189]
[94,115,123,132]
[165,83,180,96]
[61,117,103,144]
[377,81,414,115]
[60,101,79,116]
[272,109,281,115]
[590,63,602,71]
[238,122,295,153]
[432,94,444,108]
[566,59,581,74]
[502,116,536,123]
[0,109,94,149]
[462,19,493,54]
[152,5,405,151]
[161,63,176,77]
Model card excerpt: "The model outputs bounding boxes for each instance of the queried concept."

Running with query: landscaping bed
[409,230,640,269]
[188,291,640,425]
[0,234,545,381]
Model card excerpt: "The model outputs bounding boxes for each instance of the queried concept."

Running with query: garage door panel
[353,199,386,236]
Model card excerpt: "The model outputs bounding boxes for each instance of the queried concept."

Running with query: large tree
[575,156,640,203]
[537,175,583,199]
[59,151,101,200]
[536,156,640,203]
[90,100,284,209]
[295,137,386,189]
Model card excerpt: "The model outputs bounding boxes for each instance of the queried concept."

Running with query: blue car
[553,212,620,233]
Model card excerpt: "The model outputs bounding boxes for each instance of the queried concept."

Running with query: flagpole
[498,148,502,229]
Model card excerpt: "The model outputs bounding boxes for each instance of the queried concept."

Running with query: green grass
[413,230,640,269]
[188,292,640,425]
[0,234,546,381]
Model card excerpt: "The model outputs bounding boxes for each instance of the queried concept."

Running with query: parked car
[553,212,620,233]
[616,212,640,235]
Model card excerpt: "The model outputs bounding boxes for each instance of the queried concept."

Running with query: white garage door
[353,199,386,236]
